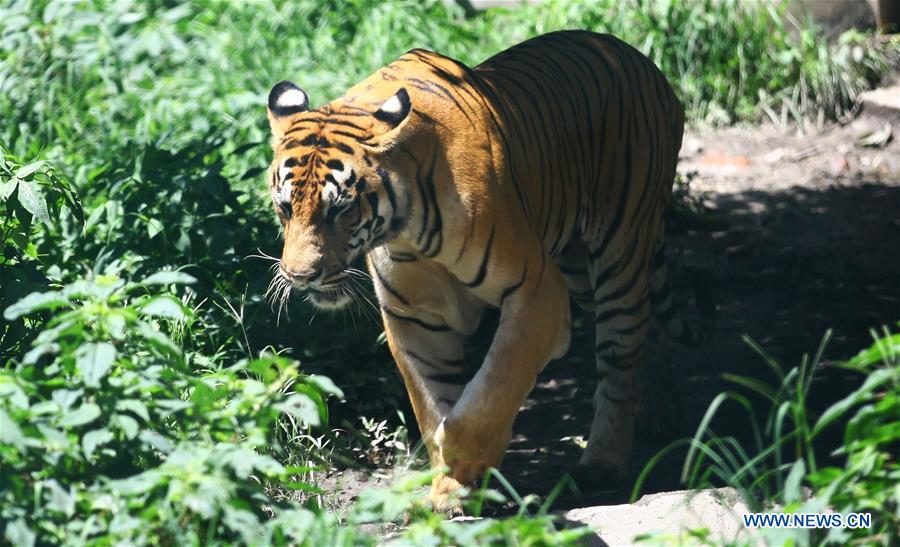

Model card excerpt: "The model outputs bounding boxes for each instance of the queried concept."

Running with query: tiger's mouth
[306,281,354,309]
[267,267,370,317]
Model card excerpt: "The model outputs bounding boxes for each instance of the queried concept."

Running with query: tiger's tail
[648,241,715,347]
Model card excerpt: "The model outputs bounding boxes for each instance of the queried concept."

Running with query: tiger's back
[475,31,684,257]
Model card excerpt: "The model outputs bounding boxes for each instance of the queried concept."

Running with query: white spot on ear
[277,88,307,109]
[331,163,352,186]
[322,182,339,203]
[379,94,403,114]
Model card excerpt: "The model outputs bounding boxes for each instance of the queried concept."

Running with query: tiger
[264,30,703,508]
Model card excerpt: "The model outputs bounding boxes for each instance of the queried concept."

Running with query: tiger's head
[265,81,413,309]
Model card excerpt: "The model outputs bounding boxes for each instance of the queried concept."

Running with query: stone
[829,154,850,176]
[564,488,758,545]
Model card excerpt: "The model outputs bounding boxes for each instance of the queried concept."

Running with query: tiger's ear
[374,88,411,127]
[267,80,308,139]
[370,88,413,147]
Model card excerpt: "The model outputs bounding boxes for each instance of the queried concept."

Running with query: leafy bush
[0,271,590,545]
[0,148,82,362]
[0,272,342,545]
[796,329,899,545]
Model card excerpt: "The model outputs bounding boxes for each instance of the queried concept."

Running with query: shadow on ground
[492,181,900,512]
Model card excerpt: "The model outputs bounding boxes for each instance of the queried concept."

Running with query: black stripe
[595,339,625,354]
[420,153,443,257]
[616,314,650,337]
[500,260,528,304]
[594,298,645,323]
[601,345,642,370]
[389,252,417,262]
[463,225,496,288]
[382,307,450,332]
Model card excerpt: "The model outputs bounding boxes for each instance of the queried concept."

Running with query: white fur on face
[278,180,292,204]
[321,181,339,203]
[277,160,294,204]
[277,88,307,109]
[330,163,352,186]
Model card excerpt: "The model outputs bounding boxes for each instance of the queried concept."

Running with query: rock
[859,81,900,124]
[698,150,751,168]
[762,148,787,164]
[829,154,850,176]
[564,488,758,545]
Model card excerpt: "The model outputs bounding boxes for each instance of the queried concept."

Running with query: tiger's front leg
[368,247,486,509]
[434,252,572,491]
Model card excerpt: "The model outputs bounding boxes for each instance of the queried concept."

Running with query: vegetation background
[1,0,897,545]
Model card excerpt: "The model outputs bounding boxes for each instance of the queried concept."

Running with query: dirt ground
[317,104,900,518]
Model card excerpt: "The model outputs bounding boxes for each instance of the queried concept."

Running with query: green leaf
[0,382,29,410]
[3,290,69,320]
[0,408,26,451]
[44,480,76,516]
[76,342,117,388]
[83,428,114,459]
[223,506,263,542]
[0,178,17,200]
[784,459,806,504]
[59,402,101,428]
[15,177,50,224]
[274,393,320,426]
[114,414,140,439]
[141,271,197,286]
[140,296,186,320]
[139,430,173,453]
[116,399,150,422]
[146,217,164,239]
[845,333,900,369]
[813,368,893,436]
[137,323,181,358]
[307,374,344,399]
[14,160,46,179]
[3,518,36,547]
[36,424,71,450]
[22,342,59,365]
[104,312,127,340]
[51,389,82,413]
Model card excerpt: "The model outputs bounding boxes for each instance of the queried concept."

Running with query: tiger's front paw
[434,416,509,486]
[429,472,465,515]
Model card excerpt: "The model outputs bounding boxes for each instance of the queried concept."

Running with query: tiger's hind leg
[577,233,653,485]
[555,238,593,312]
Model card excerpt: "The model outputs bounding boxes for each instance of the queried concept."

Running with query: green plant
[790,328,899,546]
[0,148,82,362]
[0,272,342,545]
[634,327,899,546]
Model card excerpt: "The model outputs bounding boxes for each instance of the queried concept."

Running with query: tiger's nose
[280,265,320,284]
